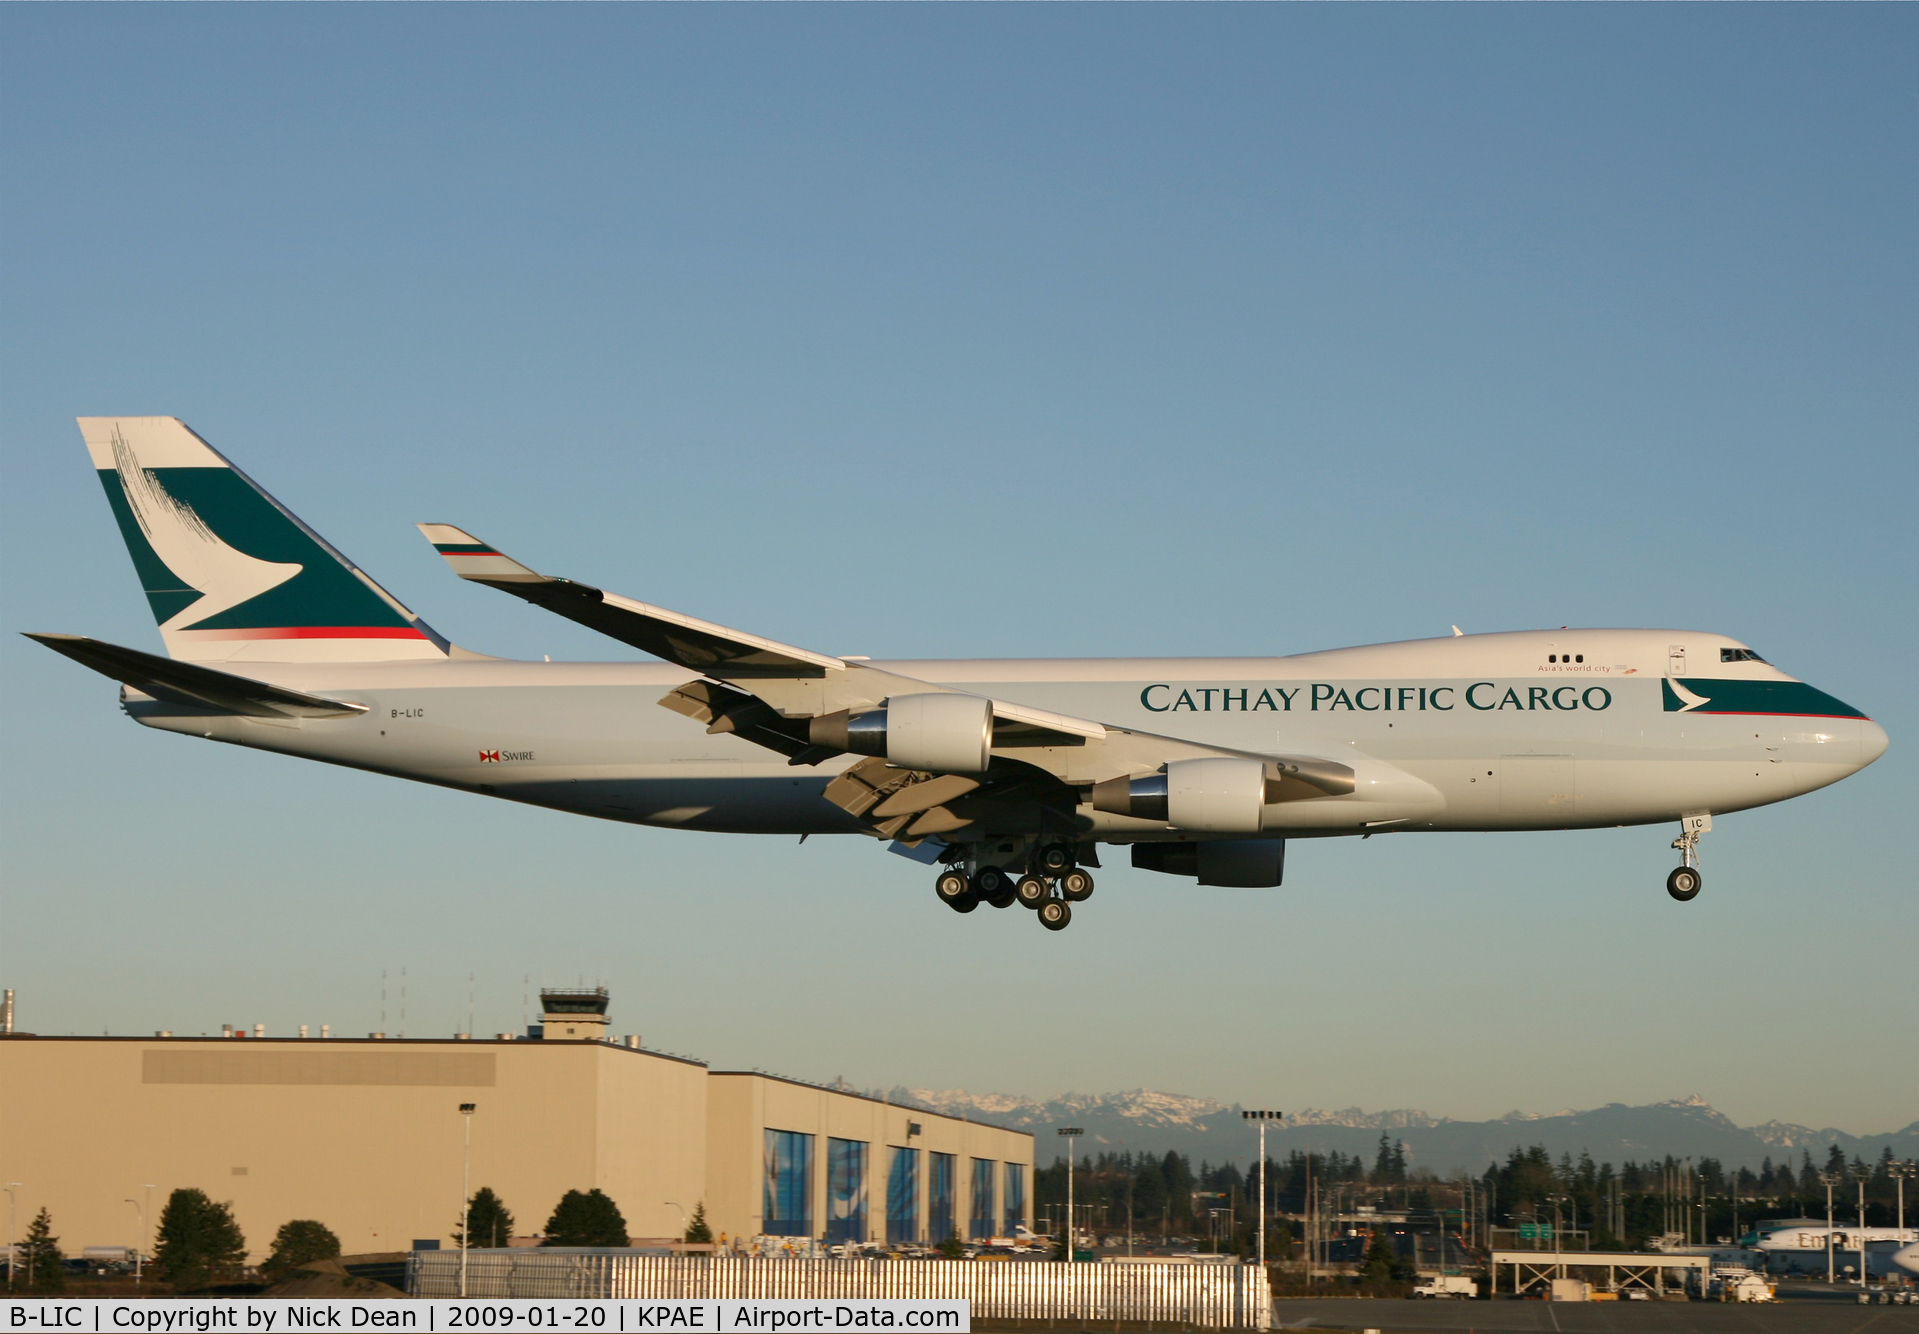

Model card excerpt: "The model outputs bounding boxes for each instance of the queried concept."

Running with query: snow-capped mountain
[872,1087,1919,1173]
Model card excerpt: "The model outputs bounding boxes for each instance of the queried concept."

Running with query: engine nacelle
[1093,757,1269,832]
[809,693,994,773]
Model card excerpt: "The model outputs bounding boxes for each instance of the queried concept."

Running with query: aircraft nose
[1859,718,1889,769]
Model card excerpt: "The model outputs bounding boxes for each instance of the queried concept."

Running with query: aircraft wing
[25,633,367,719]
[419,527,1354,835]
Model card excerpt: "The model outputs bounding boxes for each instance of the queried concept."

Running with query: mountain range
[873,1088,1919,1174]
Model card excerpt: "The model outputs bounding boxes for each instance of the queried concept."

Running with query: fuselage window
[1576,655,1583,662]
[1550,654,1586,664]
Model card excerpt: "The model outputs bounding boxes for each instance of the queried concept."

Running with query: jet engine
[809,693,994,773]
[1093,757,1266,831]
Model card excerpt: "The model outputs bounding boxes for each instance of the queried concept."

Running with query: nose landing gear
[1667,814,1710,902]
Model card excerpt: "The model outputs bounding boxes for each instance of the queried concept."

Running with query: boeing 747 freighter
[29,417,1888,931]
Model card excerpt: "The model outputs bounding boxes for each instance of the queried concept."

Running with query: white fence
[409,1253,1271,1329]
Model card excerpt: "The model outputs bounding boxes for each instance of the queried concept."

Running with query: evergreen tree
[458,1188,515,1250]
[935,1235,966,1259]
[1358,1230,1413,1285]
[152,1188,248,1291]
[21,1208,65,1293]
[263,1220,340,1280]
[684,1203,712,1244]
[544,1189,628,1247]
[1824,1145,1848,1178]
[1161,1152,1194,1230]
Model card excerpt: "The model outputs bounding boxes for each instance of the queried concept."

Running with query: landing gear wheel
[974,866,1011,901]
[1666,867,1702,902]
[935,870,978,913]
[1037,898,1073,931]
[1014,875,1051,910]
[1060,869,1096,902]
[1035,843,1075,875]
[986,889,1017,909]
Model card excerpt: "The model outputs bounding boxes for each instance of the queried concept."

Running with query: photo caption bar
[5,1302,968,1334]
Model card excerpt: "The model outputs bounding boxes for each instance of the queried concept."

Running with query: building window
[970,1159,997,1241]
[763,1129,813,1236]
[826,1138,867,1245]
[886,1146,919,1244]
[1004,1163,1025,1236]
[929,1152,956,1243]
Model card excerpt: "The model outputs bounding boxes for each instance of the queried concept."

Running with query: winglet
[418,524,547,585]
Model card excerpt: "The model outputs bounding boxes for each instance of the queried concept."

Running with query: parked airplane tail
[78,417,448,663]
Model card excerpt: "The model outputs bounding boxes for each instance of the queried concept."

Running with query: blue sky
[3,6,1914,1136]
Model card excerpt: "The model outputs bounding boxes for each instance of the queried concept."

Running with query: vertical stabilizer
[79,417,448,663]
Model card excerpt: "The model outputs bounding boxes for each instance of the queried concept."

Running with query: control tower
[537,986,610,1040]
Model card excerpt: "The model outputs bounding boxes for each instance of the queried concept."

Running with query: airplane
[28,417,1889,932]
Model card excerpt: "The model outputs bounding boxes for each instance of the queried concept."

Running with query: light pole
[1057,1129,1083,1262]
[1819,1170,1838,1285]
[666,1202,687,1241]
[1890,1161,1916,1233]
[4,1184,18,1292]
[124,1198,144,1285]
[1855,1166,1871,1286]
[459,1103,477,1297]
[1243,1111,1282,1277]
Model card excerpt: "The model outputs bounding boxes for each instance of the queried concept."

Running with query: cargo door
[1499,755,1576,820]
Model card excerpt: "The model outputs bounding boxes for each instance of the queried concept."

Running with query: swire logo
[478,749,535,763]
[479,750,501,763]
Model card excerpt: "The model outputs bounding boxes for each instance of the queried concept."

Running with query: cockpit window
[1721,648,1767,663]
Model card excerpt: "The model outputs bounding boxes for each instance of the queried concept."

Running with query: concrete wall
[704,1073,1032,1245]
[0,1036,707,1261]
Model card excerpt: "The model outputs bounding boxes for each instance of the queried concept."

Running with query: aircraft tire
[1036,842,1075,875]
[974,866,1012,900]
[1666,867,1702,901]
[1038,898,1072,931]
[948,892,980,913]
[1060,869,1095,901]
[986,890,1017,909]
[1014,874,1051,909]
[936,870,974,907]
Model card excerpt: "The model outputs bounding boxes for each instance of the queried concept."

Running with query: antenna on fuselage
[1451,625,1464,637]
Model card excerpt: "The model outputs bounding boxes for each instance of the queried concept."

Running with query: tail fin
[79,416,448,663]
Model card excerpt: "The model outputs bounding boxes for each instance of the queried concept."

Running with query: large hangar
[0,990,1032,1261]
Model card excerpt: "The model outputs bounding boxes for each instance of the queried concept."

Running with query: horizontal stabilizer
[419,524,842,677]
[26,633,367,718]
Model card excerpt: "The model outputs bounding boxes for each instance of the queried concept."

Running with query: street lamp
[4,1184,18,1292]
[665,1202,687,1241]
[1818,1170,1838,1285]
[124,1199,144,1285]
[459,1103,477,1298]
[1058,1129,1083,1263]
[1855,1165,1872,1287]
[1890,1161,1916,1234]
[1242,1111,1282,1276]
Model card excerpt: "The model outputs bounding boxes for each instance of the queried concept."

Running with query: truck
[1412,1276,1476,1299]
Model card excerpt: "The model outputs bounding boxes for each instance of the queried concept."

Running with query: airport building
[0,990,1032,1262]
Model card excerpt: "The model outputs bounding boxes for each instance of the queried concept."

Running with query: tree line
[6,1187,712,1293]
[1035,1134,1916,1252]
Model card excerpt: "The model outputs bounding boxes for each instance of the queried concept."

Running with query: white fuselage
[123,628,1885,843]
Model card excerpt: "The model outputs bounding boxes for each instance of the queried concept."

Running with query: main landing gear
[1667,814,1710,902]
[932,841,1094,931]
